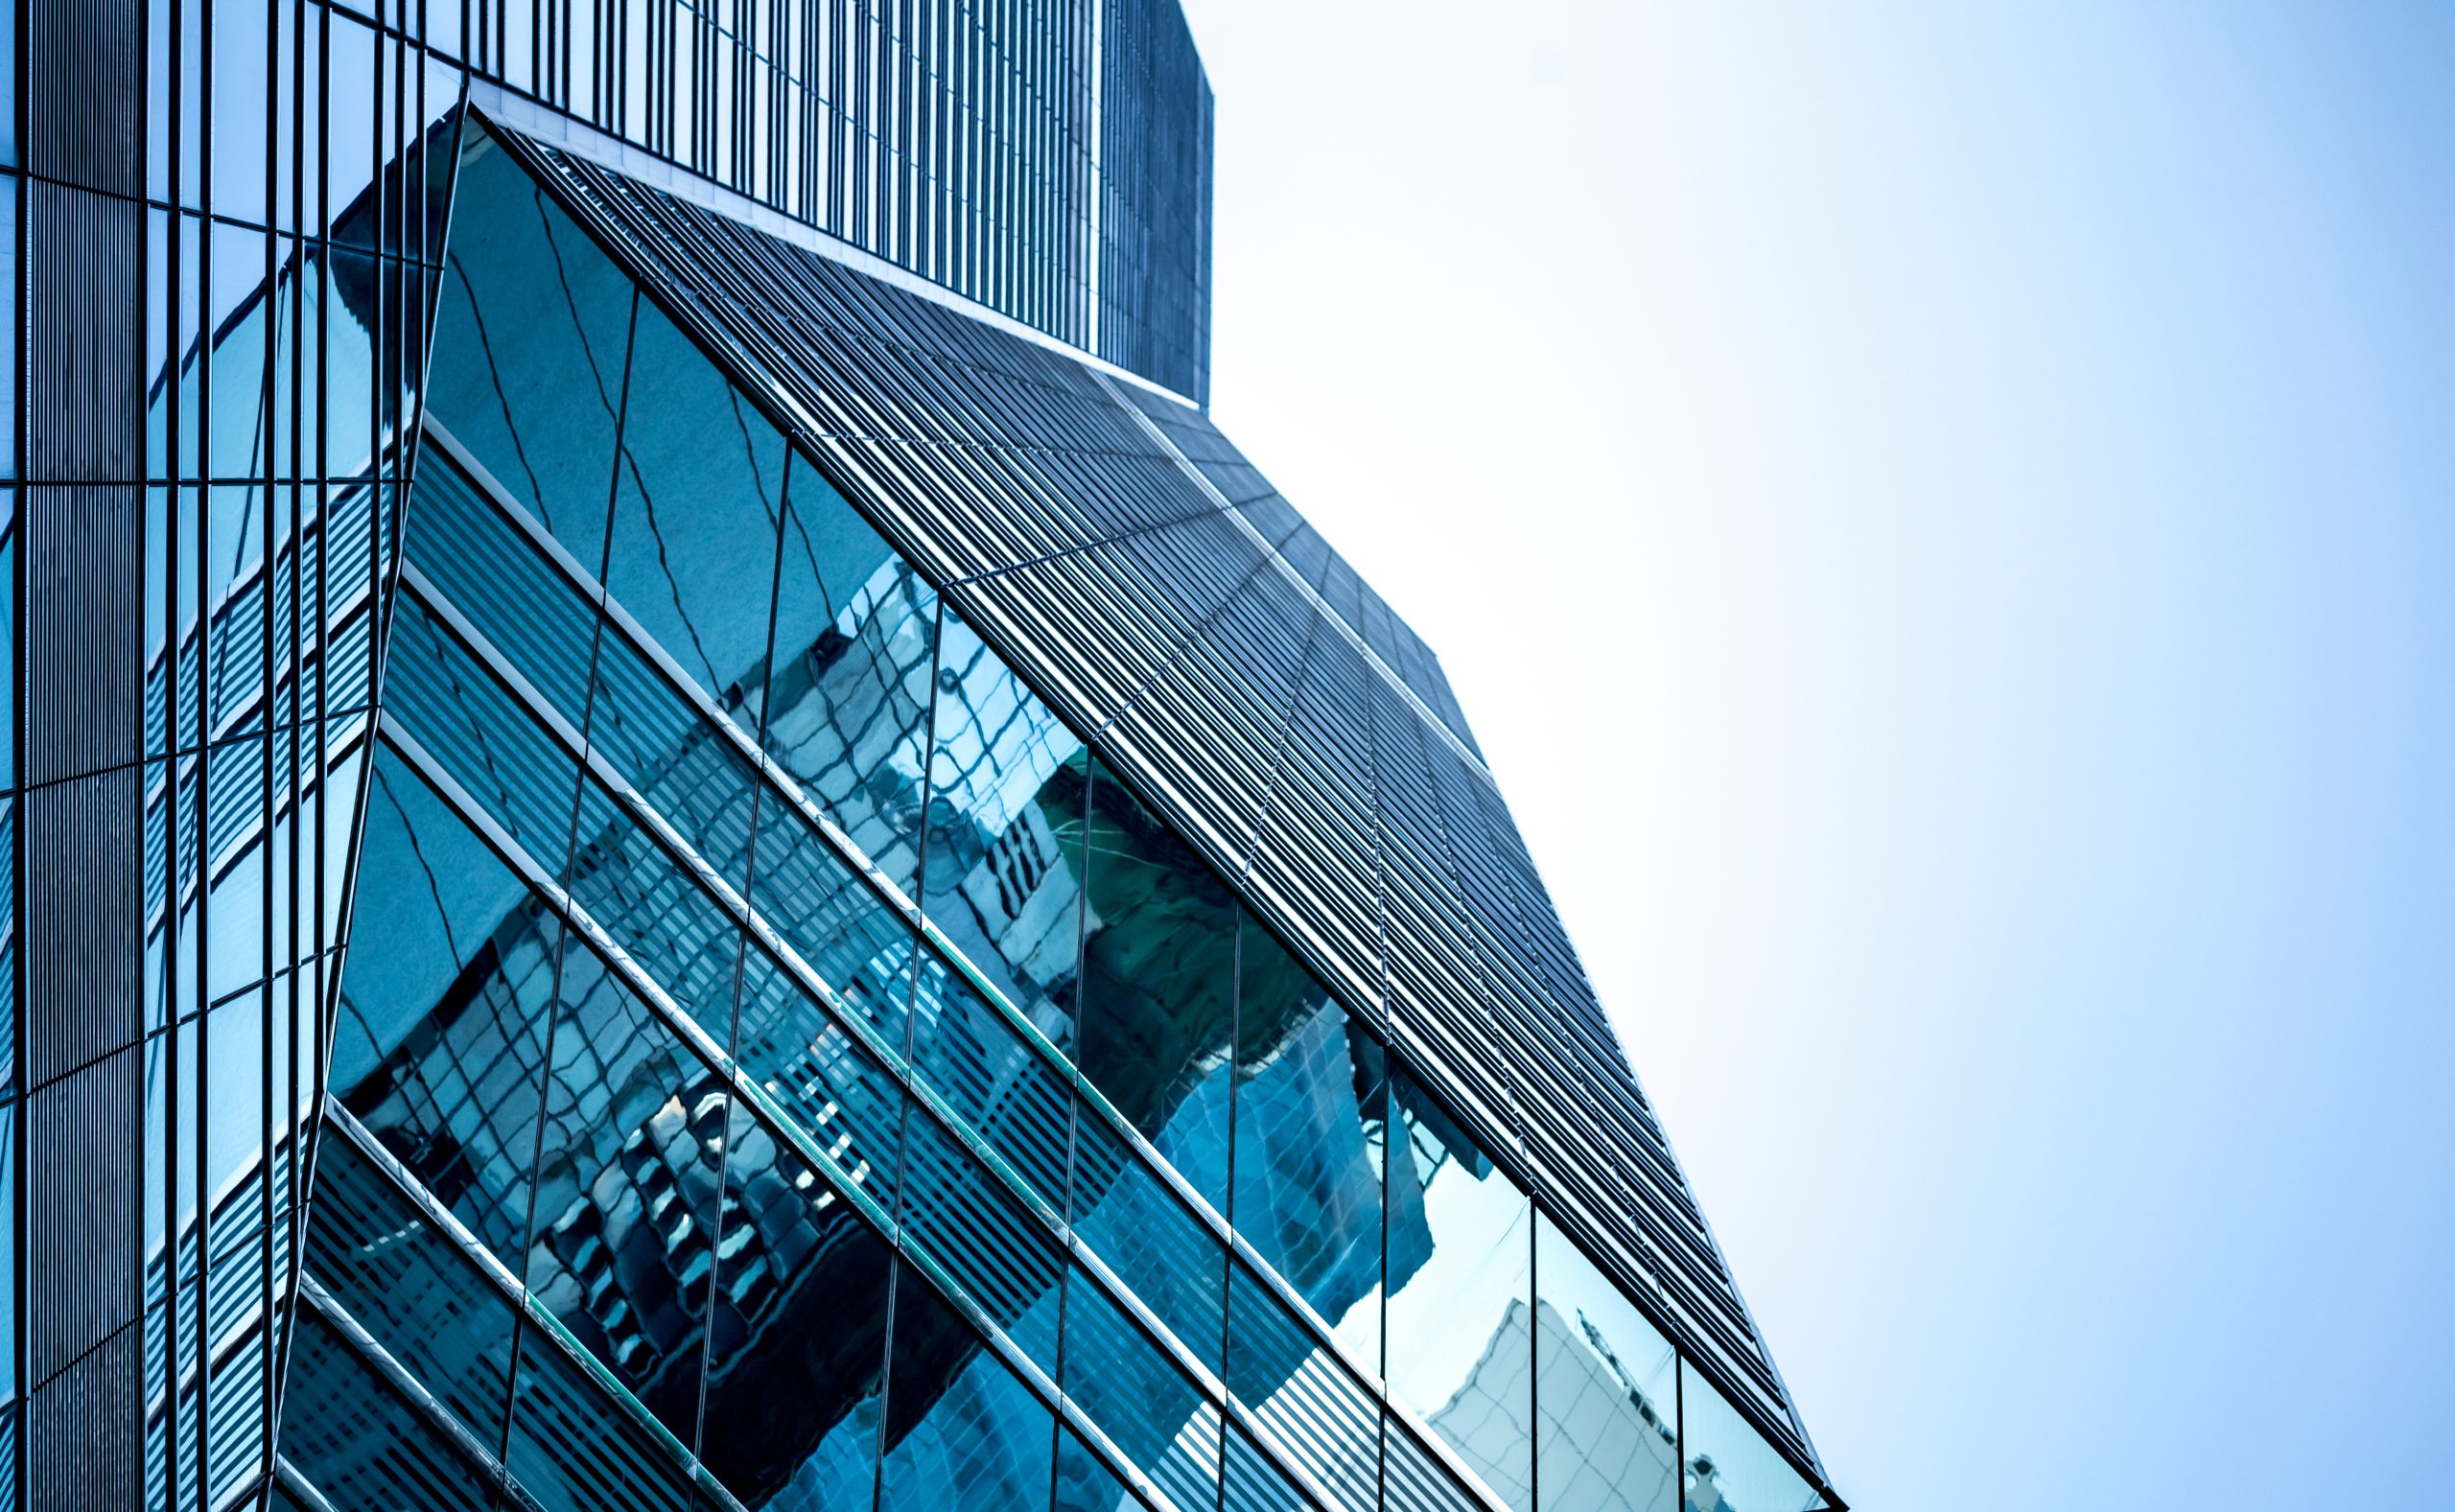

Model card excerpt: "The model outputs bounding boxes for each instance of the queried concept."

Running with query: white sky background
[1174,2,2455,1507]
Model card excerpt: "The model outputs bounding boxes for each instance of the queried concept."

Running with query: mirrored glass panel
[280,1309,503,1509]
[1534,1211,1677,1512]
[696,1105,899,1506]
[1231,912,1384,1364]
[761,459,938,896]
[1678,1361,1824,1512]
[1078,753,1234,1213]
[1058,1268,1219,1511]
[516,938,729,1448]
[1385,1071,1534,1512]
[423,128,634,574]
[330,748,565,1261]
[921,605,1086,1050]
[600,299,786,713]
[304,1132,520,1448]
[877,1259,1055,1512]
[1222,1257,1375,1512]
[1053,1422,1134,1512]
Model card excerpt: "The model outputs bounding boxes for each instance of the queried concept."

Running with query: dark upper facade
[3,3,1838,1511]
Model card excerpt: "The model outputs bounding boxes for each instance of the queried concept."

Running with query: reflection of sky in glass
[1536,1212,1678,1512]
[1385,1141,1531,1419]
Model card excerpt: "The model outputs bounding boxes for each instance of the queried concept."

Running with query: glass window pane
[601,301,787,710]
[1066,1110,1224,1377]
[303,1133,520,1447]
[1058,1270,1218,1511]
[907,946,1075,1207]
[889,1101,1063,1374]
[762,458,937,896]
[730,950,911,1221]
[503,1320,694,1512]
[879,1259,1054,1512]
[1231,912,1384,1362]
[406,449,602,726]
[1386,1070,1534,1512]
[740,775,917,1039]
[0,1101,12,1401]
[1077,752,1233,1211]
[1534,1211,1678,1512]
[423,128,633,575]
[697,1105,896,1506]
[280,1309,503,1509]
[331,752,562,1262]
[1677,1360,1824,1512]
[380,593,584,873]
[922,604,1086,1049]
[1053,1422,1133,1512]
[1220,1416,1311,1512]
[519,942,728,1449]
[1222,1258,1374,1512]
[0,185,12,477]
[0,802,13,1096]
[208,224,274,481]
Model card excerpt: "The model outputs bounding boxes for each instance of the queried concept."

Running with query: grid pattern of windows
[12,0,1199,1497]
[11,0,455,1501]
[8,0,1839,1505]
[493,118,1833,1492]
[250,113,1838,1512]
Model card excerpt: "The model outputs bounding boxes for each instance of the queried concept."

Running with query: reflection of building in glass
[7,0,1841,1507]
[1431,1298,1685,1512]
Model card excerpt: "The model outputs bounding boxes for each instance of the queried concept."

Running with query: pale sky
[1176,3,2455,1507]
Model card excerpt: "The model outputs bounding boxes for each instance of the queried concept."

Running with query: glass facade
[8,3,1835,1510]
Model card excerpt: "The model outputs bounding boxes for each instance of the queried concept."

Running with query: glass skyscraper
[5,2,1843,1510]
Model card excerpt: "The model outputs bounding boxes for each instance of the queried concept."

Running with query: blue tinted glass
[319,249,388,483]
[208,223,274,481]
[730,949,911,1221]
[0,803,11,1093]
[556,774,743,1025]
[209,0,269,224]
[601,301,786,709]
[1066,1112,1224,1377]
[0,1102,11,1400]
[1057,1271,1218,1508]
[518,943,728,1448]
[201,739,269,1003]
[762,459,936,896]
[503,1321,693,1512]
[1678,1361,1824,1512]
[1386,1072,1534,1512]
[746,799,918,1044]
[1534,1211,1678,1512]
[280,1310,502,1509]
[908,948,1075,1204]
[1077,753,1235,1211]
[879,1261,1054,1512]
[585,601,762,889]
[424,128,632,574]
[890,1106,1064,1373]
[922,605,1085,1047]
[1052,1422,1132,1512]
[1232,912,1384,1363]
[406,448,601,724]
[1220,1417,1312,1512]
[697,1107,897,1505]
[0,184,12,477]
[1222,1258,1375,1512]
[303,1133,519,1446]
[332,750,563,1259]
[381,593,583,872]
